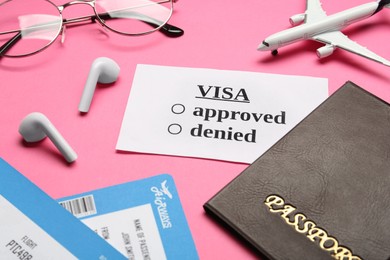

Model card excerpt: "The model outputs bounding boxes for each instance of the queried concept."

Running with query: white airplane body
[258,0,390,66]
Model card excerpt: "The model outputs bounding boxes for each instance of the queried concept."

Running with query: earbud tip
[19,112,47,142]
[95,57,120,84]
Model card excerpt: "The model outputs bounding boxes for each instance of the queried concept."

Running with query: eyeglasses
[0,0,183,58]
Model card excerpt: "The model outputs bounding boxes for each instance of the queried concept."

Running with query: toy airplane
[258,0,390,66]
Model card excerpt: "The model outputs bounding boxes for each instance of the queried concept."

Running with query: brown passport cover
[204,81,390,260]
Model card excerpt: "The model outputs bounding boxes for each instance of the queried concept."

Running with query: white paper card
[117,65,328,163]
[82,204,167,260]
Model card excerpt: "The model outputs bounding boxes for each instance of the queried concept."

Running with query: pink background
[1,0,390,259]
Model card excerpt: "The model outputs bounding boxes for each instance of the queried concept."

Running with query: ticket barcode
[59,195,97,218]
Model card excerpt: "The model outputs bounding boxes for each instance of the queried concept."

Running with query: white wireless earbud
[78,57,120,113]
[19,112,78,163]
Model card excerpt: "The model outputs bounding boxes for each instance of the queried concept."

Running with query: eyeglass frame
[0,0,183,58]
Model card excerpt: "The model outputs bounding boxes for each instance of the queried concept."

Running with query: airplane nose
[257,41,268,51]
[257,43,265,50]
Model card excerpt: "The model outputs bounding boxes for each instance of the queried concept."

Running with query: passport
[204,81,390,260]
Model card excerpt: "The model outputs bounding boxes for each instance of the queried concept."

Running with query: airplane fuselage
[259,2,378,51]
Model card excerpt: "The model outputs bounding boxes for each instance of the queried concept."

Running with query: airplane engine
[316,45,335,58]
[289,14,306,26]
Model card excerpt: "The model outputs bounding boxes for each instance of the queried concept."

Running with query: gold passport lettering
[264,195,362,260]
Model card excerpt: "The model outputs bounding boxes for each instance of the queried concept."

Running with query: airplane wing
[312,31,390,66]
[305,0,327,23]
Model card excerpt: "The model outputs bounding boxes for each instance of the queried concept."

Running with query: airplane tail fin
[378,0,390,8]
[373,0,390,14]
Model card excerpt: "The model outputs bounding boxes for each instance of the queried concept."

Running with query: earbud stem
[43,120,78,163]
[79,70,98,113]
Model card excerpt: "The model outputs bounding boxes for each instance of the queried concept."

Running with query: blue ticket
[0,158,125,259]
[58,174,199,260]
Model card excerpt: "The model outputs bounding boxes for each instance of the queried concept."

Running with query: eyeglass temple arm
[0,31,21,57]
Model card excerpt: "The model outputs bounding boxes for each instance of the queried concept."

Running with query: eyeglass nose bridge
[58,0,102,43]
[60,0,96,11]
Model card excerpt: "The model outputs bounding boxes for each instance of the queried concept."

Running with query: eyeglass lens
[0,0,62,57]
[94,0,173,35]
